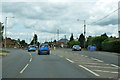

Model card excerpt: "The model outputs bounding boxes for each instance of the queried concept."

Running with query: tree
[53,40,56,43]
[91,36,108,50]
[69,40,80,48]
[86,36,94,47]
[30,34,38,45]
[20,40,27,47]
[101,33,108,38]
[0,22,4,43]
[70,33,74,42]
[78,33,85,48]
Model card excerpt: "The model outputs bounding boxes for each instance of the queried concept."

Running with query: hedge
[102,40,120,53]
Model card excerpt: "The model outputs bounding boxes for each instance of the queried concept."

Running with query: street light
[4,16,15,49]
[77,19,86,49]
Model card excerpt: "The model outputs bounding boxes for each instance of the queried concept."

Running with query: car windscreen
[74,45,80,47]
[30,45,35,47]
[40,45,49,48]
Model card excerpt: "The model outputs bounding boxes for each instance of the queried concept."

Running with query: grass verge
[0,50,10,53]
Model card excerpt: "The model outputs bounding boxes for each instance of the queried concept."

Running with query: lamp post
[77,19,86,48]
[5,17,14,49]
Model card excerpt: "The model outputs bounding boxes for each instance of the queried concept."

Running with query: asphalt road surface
[2,48,119,79]
[63,49,119,66]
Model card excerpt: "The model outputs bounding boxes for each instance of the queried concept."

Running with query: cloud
[1,0,119,43]
[87,0,119,26]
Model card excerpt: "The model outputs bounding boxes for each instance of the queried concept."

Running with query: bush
[68,40,80,48]
[102,40,120,53]
[91,36,108,50]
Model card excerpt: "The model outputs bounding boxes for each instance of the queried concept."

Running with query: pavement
[1,48,120,79]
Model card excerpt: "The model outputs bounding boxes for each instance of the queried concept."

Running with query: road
[63,49,119,66]
[2,48,119,79]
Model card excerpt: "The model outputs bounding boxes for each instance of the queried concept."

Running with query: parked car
[38,44,50,55]
[28,45,36,52]
[72,45,81,51]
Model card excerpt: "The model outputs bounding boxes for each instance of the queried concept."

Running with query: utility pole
[65,35,66,48]
[4,17,14,49]
[84,20,86,49]
[51,38,52,42]
[57,29,59,47]
[4,17,7,49]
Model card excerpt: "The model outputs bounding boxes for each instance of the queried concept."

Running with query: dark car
[72,45,81,51]
[38,44,50,55]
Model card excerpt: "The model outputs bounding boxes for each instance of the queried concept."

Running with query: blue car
[28,45,36,52]
[38,44,50,55]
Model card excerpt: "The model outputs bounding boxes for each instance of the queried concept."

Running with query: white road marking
[30,58,32,62]
[81,55,84,56]
[59,56,63,58]
[94,70,118,74]
[29,53,31,56]
[91,58,103,62]
[84,63,100,65]
[85,65,118,69]
[79,65,100,77]
[111,64,119,68]
[66,58,74,63]
[20,64,29,74]
[84,56,88,57]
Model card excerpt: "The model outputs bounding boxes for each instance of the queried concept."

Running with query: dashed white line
[79,65,100,77]
[66,58,74,63]
[94,70,118,74]
[20,64,29,74]
[29,58,32,62]
[29,53,31,56]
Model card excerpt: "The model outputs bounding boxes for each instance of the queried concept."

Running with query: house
[2,37,18,48]
[58,39,69,48]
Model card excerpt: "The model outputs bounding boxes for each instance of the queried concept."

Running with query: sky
[1,0,120,43]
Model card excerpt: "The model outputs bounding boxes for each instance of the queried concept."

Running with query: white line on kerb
[59,56,63,58]
[66,58,74,63]
[85,65,118,69]
[91,58,103,62]
[20,64,29,74]
[94,70,118,74]
[79,65,100,77]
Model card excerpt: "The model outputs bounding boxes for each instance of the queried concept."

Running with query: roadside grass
[0,54,7,56]
[0,50,10,53]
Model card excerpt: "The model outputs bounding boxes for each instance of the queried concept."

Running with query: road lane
[2,49,30,78]
[18,51,97,78]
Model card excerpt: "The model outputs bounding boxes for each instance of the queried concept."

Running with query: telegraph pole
[57,29,59,47]
[65,35,66,48]
[84,20,86,49]
[4,17,7,49]
[4,17,14,48]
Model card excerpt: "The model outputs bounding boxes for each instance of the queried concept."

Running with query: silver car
[72,45,81,51]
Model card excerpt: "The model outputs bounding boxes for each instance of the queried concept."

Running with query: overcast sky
[1,0,119,43]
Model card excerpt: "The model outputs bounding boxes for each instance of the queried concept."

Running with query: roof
[58,39,69,43]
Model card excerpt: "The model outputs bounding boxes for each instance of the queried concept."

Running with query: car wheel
[47,52,50,55]
[38,53,40,55]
